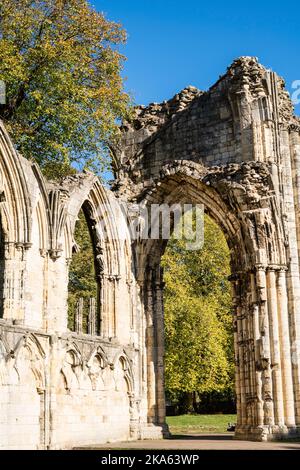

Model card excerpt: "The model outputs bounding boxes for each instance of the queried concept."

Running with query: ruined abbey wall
[114,57,300,441]
[0,122,154,449]
[1,57,300,448]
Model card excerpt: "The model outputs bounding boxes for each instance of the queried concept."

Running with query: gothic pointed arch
[136,161,287,274]
[86,345,109,390]
[59,343,83,391]
[13,334,46,392]
[0,121,31,245]
[112,350,134,394]
[30,163,51,255]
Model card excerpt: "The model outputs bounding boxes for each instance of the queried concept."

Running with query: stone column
[247,273,258,426]
[289,130,300,265]
[145,275,156,424]
[236,297,247,426]
[251,270,264,427]
[281,128,300,423]
[266,268,284,427]
[127,279,134,331]
[128,393,141,440]
[104,276,117,339]
[112,275,121,338]
[276,268,296,427]
[256,266,275,427]
[153,270,167,429]
[48,334,59,449]
[242,294,253,426]
[99,276,110,338]
[108,275,117,338]
[231,277,242,426]
[290,130,300,424]
[253,302,264,426]
[42,252,50,331]
[136,279,149,426]
[88,297,96,335]
[75,297,83,334]
[98,276,103,336]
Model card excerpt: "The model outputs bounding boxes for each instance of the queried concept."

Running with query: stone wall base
[235,425,300,441]
[139,423,170,440]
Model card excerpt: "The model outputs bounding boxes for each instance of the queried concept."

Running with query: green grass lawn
[166,414,237,435]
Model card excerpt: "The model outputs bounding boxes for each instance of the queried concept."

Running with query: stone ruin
[1,57,300,448]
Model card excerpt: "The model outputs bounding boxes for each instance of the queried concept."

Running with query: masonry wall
[115,57,300,441]
[0,118,150,449]
[1,56,300,447]
[0,325,141,449]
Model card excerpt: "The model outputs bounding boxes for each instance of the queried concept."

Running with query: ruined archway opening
[150,201,237,434]
[68,206,99,335]
[140,174,245,433]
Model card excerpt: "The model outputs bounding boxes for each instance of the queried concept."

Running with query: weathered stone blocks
[1,57,300,447]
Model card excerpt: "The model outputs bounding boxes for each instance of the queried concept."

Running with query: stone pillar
[266,268,285,427]
[112,275,121,338]
[136,279,149,426]
[250,269,264,427]
[75,297,83,334]
[98,277,103,336]
[247,272,258,426]
[237,299,247,426]
[281,128,300,423]
[102,275,117,339]
[145,277,156,424]
[128,393,141,440]
[100,276,110,338]
[276,269,296,427]
[48,334,59,449]
[88,297,96,335]
[139,268,168,439]
[242,294,253,426]
[290,130,300,424]
[289,130,300,265]
[38,389,48,450]
[233,271,264,437]
[153,269,167,429]
[231,277,242,426]
[127,279,134,331]
[253,302,264,426]
[256,266,275,427]
[42,253,50,331]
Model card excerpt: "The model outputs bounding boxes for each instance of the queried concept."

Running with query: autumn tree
[68,209,97,331]
[162,214,235,413]
[0,0,130,177]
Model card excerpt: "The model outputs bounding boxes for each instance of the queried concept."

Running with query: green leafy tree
[0,0,130,177]
[68,209,97,331]
[162,214,234,413]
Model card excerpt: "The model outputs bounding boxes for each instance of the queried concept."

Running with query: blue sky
[94,0,300,115]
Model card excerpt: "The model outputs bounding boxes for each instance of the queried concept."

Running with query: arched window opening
[68,208,98,335]
[162,212,236,425]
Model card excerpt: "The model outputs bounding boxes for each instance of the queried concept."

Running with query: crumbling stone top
[121,57,298,138]
[121,85,202,135]
[46,170,96,195]
[114,56,299,180]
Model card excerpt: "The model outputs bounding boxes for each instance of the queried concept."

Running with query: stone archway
[113,57,300,441]
[1,55,300,447]
[132,165,291,441]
